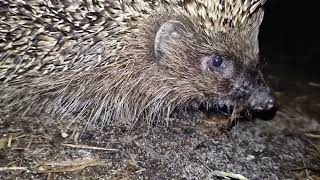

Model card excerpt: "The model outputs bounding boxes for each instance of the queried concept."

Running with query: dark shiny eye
[209,55,223,68]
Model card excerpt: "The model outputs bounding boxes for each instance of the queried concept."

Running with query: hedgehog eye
[209,54,223,68]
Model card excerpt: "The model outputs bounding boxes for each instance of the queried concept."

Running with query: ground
[0,72,320,180]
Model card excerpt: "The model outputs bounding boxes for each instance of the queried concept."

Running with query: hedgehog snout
[248,86,276,111]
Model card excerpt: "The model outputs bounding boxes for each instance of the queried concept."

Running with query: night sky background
[259,0,319,82]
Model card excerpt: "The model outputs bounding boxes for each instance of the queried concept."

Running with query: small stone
[61,132,69,138]
[246,155,255,161]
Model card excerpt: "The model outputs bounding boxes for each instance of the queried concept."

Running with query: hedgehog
[0,0,275,129]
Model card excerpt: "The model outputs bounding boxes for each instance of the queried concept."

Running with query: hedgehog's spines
[0,0,267,130]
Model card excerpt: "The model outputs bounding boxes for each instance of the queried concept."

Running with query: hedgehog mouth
[186,97,277,120]
[198,102,234,115]
[181,99,236,117]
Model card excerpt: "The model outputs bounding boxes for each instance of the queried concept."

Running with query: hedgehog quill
[0,0,275,129]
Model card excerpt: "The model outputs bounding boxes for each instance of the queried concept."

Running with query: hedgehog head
[145,0,275,113]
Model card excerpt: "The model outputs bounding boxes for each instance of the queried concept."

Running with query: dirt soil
[0,76,320,180]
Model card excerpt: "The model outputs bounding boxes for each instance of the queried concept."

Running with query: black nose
[251,94,277,121]
[264,96,276,111]
[249,88,276,111]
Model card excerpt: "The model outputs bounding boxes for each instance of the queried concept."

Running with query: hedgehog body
[0,0,274,128]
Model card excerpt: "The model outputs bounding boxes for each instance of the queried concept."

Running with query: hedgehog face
[153,18,275,113]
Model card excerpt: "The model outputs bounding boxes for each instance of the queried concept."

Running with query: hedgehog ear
[154,20,181,60]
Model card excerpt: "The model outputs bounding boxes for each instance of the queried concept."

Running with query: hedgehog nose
[264,95,276,111]
[256,93,276,111]
[249,87,276,111]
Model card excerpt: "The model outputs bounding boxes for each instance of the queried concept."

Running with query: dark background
[260,0,319,82]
